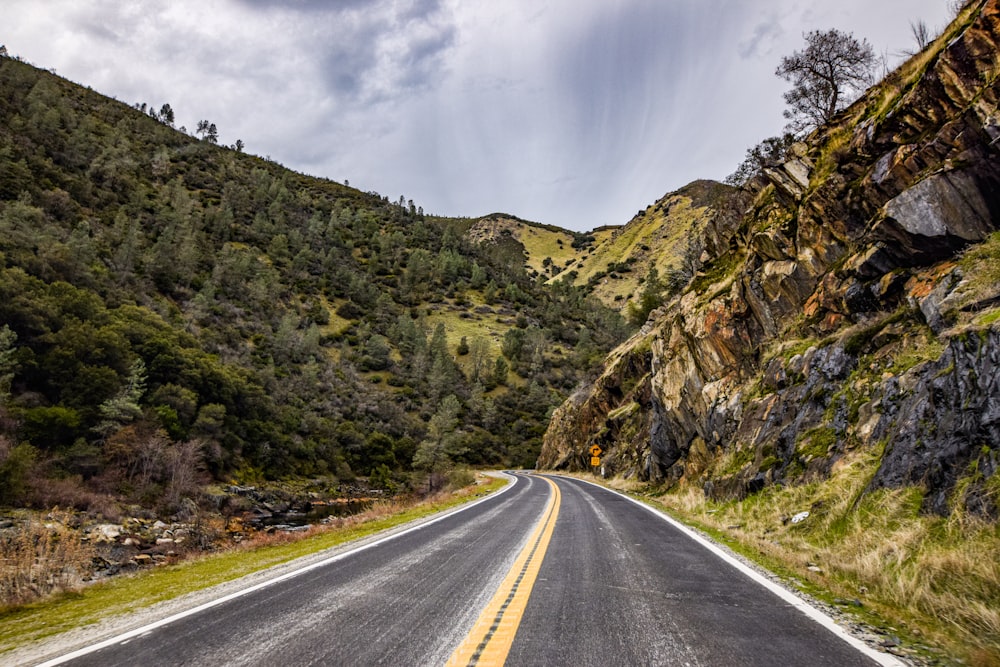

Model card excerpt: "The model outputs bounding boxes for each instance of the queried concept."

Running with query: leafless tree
[776,29,877,132]
[910,20,932,51]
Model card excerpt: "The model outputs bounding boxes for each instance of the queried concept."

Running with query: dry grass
[958,232,1000,307]
[513,225,581,275]
[0,512,94,608]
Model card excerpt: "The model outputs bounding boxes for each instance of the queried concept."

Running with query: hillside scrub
[0,55,628,518]
[0,474,505,652]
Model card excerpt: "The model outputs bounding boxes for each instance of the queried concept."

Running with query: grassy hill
[466,181,742,317]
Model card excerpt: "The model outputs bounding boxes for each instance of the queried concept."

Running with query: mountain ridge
[465,179,746,316]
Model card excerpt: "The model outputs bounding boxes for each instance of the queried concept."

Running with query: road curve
[506,475,891,667]
[41,473,898,666]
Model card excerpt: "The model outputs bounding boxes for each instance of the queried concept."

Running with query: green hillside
[466,182,742,318]
[0,56,629,514]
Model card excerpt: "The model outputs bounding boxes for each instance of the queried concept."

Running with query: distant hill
[466,181,744,316]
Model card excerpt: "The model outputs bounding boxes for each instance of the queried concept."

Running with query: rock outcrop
[539,0,1000,516]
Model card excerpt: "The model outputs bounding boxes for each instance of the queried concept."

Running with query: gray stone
[784,158,812,190]
[884,171,993,241]
[916,268,962,333]
[90,524,122,543]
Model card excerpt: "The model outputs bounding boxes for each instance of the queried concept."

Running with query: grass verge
[0,474,507,655]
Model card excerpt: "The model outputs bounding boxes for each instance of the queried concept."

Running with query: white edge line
[554,475,905,667]
[36,473,518,667]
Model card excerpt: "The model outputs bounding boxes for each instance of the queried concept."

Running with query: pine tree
[94,358,147,437]
[0,325,17,403]
[412,395,462,490]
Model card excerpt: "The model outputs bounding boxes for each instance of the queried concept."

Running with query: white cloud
[4,0,957,230]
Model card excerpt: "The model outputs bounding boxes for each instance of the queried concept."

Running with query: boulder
[89,524,122,543]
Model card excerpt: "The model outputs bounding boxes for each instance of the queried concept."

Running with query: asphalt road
[45,473,896,666]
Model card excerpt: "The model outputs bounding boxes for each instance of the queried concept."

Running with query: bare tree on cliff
[777,29,876,133]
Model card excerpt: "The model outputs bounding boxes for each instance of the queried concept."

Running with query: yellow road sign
[590,456,601,467]
[589,445,603,457]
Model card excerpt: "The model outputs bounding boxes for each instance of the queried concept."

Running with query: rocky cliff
[539,0,1000,516]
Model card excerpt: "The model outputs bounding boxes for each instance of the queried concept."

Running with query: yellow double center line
[446,476,561,667]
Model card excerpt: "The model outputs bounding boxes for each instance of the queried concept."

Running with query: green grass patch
[690,249,745,297]
[887,338,945,376]
[711,444,756,477]
[607,401,639,421]
[959,232,1000,309]
[0,476,508,655]
[318,295,354,335]
[514,224,582,276]
[974,308,1000,327]
[795,426,838,461]
[422,289,518,364]
[780,338,819,361]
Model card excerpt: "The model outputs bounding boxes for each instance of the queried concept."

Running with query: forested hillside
[0,56,628,513]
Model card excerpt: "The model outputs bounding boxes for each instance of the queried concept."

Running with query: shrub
[446,468,475,490]
[0,439,37,506]
[0,512,94,607]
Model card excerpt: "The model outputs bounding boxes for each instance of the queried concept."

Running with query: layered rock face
[539,0,1000,515]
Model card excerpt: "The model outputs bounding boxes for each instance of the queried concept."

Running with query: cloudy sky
[6,1,954,231]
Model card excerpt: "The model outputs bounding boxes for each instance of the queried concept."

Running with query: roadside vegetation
[0,474,506,655]
[599,459,1000,666]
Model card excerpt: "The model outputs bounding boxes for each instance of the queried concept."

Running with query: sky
[5,1,956,231]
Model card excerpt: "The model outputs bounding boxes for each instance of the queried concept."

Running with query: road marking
[34,473,519,667]
[561,475,906,667]
[447,476,561,667]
